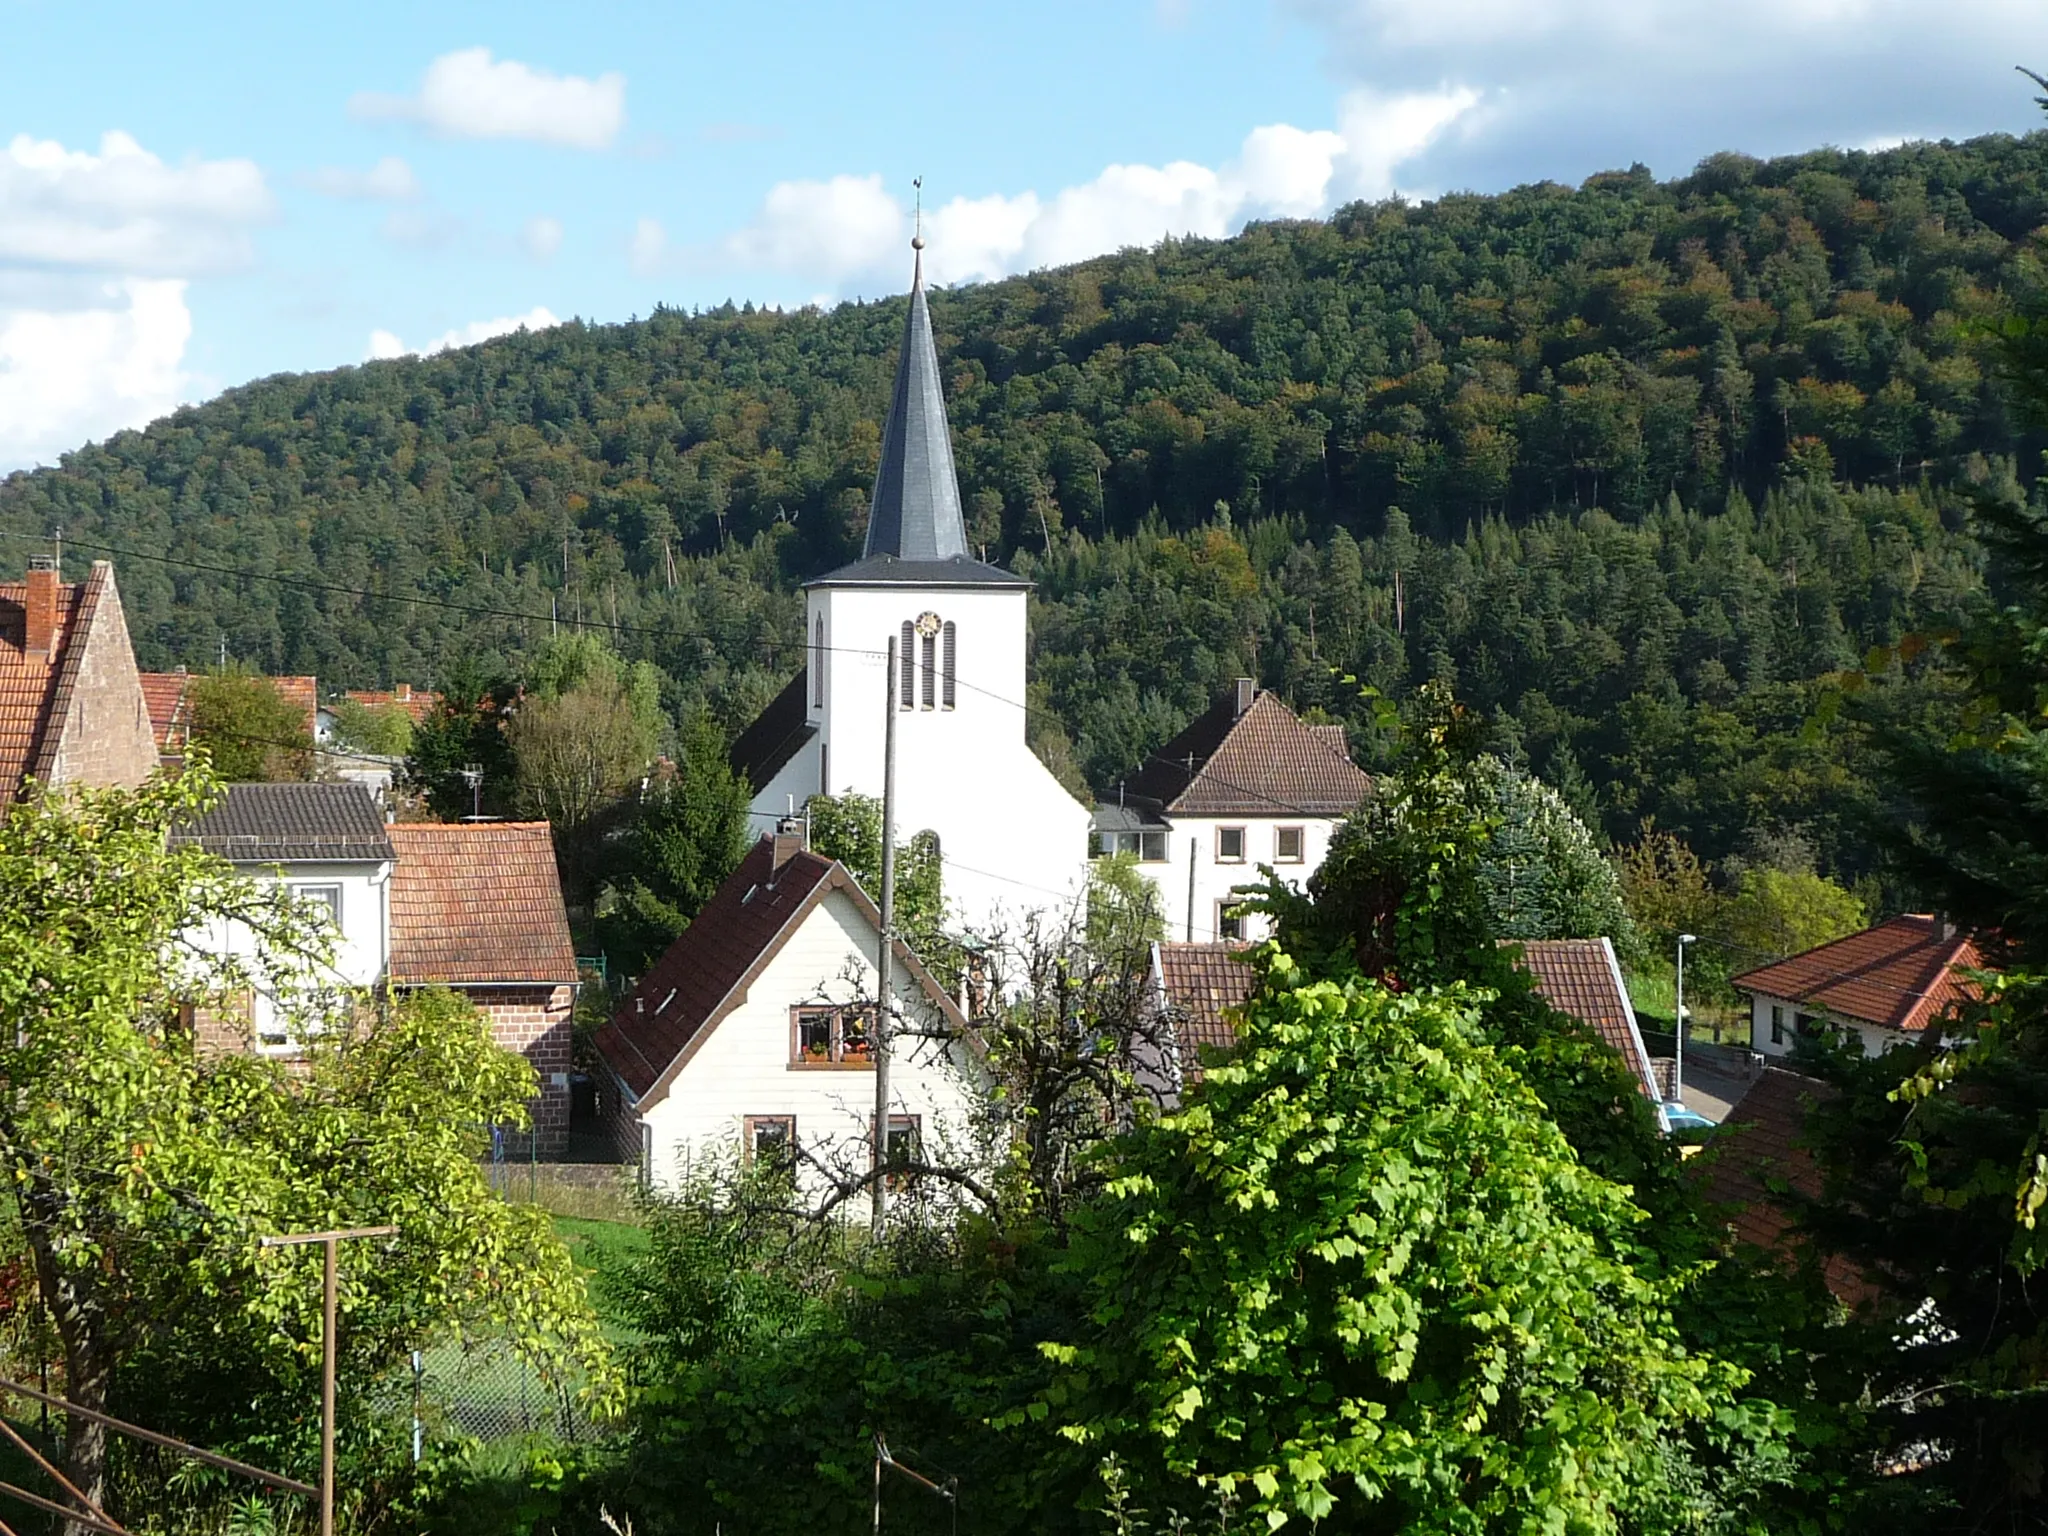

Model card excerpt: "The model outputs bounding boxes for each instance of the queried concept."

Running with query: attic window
[792,1005,875,1068]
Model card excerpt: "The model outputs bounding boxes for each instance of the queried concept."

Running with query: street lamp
[1674,933,1698,1106]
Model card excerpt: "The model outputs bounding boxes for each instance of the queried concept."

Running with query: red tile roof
[139,671,195,752]
[1693,1067,1866,1299]
[387,822,578,986]
[1153,941,1255,1083]
[0,565,106,803]
[1125,687,1371,818]
[272,675,319,737]
[1510,938,1660,1101]
[1730,916,1988,1035]
[343,684,439,723]
[595,836,968,1104]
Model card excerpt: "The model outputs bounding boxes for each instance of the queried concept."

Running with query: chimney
[1234,677,1256,716]
[1936,910,1957,942]
[396,683,412,702]
[23,557,60,660]
[771,815,806,874]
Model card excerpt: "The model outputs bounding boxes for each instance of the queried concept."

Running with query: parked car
[1662,1102,1718,1134]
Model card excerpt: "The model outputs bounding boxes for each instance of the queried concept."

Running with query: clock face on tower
[914,611,942,638]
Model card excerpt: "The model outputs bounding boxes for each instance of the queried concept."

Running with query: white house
[1733,914,1988,1059]
[730,243,1092,941]
[173,782,394,1052]
[594,826,989,1192]
[1094,681,1371,943]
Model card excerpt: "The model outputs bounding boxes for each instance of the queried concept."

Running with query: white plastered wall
[637,886,988,1189]
[191,858,391,1049]
[1134,815,1343,943]
[745,580,1091,940]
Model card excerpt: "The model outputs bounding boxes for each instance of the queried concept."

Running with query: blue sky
[4,0,2047,471]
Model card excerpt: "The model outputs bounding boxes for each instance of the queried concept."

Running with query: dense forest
[4,130,2045,889]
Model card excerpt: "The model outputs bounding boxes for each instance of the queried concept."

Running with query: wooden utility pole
[872,634,898,1240]
[260,1226,398,1536]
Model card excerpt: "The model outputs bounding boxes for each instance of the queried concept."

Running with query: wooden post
[260,1226,398,1536]
[872,635,898,1241]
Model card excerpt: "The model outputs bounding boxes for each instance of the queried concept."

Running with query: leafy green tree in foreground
[187,667,313,781]
[1042,948,1777,1532]
[0,767,615,1530]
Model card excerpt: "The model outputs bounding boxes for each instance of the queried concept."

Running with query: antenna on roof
[52,525,61,576]
[459,763,485,822]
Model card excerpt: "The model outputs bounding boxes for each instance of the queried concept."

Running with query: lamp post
[1674,933,1697,1106]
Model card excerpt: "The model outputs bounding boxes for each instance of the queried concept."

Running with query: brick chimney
[771,815,806,874]
[1234,677,1256,716]
[23,557,60,660]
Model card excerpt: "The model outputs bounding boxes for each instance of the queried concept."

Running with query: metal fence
[408,1337,600,1452]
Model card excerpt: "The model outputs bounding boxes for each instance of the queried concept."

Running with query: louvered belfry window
[812,615,825,706]
[899,622,915,708]
[941,621,956,709]
[920,631,936,709]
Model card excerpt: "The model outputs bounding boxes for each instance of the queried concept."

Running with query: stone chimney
[23,557,60,660]
[1234,677,1256,716]
[771,815,806,874]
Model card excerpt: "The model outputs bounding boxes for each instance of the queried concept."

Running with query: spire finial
[911,176,924,254]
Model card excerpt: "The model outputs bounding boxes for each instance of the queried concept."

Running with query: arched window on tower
[920,629,936,709]
[899,622,915,708]
[812,615,824,707]
[941,621,956,710]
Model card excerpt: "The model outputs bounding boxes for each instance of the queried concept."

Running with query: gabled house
[173,782,395,1052]
[1734,915,1989,1059]
[594,828,986,1189]
[0,558,156,804]
[1144,940,1256,1103]
[387,822,580,1155]
[1097,681,1371,943]
[1510,938,1664,1110]
[140,668,196,766]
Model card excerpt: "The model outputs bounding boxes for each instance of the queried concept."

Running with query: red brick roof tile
[387,822,578,986]
[1731,915,1988,1035]
[139,671,194,752]
[1125,688,1371,818]
[1153,941,1255,1083]
[1510,938,1660,1101]
[343,685,439,723]
[0,573,82,803]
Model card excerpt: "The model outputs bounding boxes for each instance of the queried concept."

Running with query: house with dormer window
[1094,680,1372,943]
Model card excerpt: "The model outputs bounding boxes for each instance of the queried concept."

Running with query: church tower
[731,239,1091,937]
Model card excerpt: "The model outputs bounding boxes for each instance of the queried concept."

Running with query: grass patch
[552,1214,648,1342]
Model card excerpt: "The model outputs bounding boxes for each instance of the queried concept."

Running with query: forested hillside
[2,131,2043,885]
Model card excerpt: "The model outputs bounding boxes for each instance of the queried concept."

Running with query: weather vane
[912,175,924,250]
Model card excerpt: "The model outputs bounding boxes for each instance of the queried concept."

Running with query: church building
[730,243,1092,938]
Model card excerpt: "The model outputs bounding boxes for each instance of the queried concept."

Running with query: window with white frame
[1216,827,1246,863]
[1275,826,1305,863]
[292,883,342,928]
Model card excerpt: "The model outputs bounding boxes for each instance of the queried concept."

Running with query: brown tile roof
[139,671,194,752]
[343,684,439,723]
[1730,915,1988,1035]
[1510,938,1660,1101]
[1153,940,1255,1083]
[1693,1067,1866,1299]
[0,565,87,803]
[595,835,968,1103]
[387,822,577,986]
[1124,687,1370,818]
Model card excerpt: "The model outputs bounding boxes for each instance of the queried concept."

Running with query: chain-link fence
[407,1336,604,1453]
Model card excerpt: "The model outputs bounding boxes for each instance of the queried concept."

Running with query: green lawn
[551,1214,648,1343]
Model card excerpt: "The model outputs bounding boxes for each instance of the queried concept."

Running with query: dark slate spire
[863,240,969,561]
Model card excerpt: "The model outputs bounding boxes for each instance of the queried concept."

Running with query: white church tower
[731,238,1092,938]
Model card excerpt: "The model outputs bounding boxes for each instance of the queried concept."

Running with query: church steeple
[863,236,969,562]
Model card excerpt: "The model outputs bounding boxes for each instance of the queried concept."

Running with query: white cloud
[0,280,192,472]
[628,216,669,276]
[0,130,272,273]
[363,305,561,362]
[522,214,564,261]
[715,91,1475,292]
[1286,0,2048,187]
[305,156,419,201]
[350,48,626,151]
